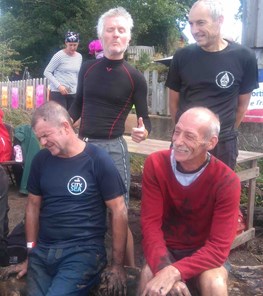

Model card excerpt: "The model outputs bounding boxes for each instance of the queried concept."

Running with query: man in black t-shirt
[166,0,258,170]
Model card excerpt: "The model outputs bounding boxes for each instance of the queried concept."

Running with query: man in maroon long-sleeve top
[139,107,240,296]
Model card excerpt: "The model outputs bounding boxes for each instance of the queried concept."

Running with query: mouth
[173,146,190,154]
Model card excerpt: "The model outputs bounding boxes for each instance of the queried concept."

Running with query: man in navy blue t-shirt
[15,101,128,296]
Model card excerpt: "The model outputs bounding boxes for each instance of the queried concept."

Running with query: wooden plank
[237,167,259,182]
[237,150,263,163]
[124,136,263,164]
[231,228,255,249]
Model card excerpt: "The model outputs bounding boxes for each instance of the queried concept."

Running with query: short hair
[31,101,73,129]
[192,0,224,21]
[97,7,134,39]
[184,107,220,140]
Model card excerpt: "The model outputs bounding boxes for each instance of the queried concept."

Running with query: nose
[40,137,47,146]
[113,28,120,37]
[190,23,199,35]
[173,132,183,146]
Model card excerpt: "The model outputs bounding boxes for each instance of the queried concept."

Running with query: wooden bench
[123,135,263,249]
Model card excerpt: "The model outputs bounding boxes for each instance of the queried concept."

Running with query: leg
[89,137,135,267]
[196,265,228,296]
[210,138,238,170]
[27,247,53,296]
[46,245,107,296]
[0,166,9,267]
[137,263,154,296]
[65,94,76,110]
[49,92,67,109]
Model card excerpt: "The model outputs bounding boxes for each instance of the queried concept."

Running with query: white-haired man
[69,7,151,267]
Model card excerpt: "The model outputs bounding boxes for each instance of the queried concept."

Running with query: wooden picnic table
[124,135,263,249]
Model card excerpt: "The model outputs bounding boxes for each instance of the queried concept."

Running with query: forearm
[25,197,40,243]
[110,206,128,266]
[235,93,251,128]
[168,89,179,126]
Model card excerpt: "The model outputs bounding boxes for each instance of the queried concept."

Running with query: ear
[62,121,71,134]
[218,15,224,26]
[206,135,218,151]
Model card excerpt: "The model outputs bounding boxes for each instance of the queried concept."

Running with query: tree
[0,40,22,81]
[0,0,195,77]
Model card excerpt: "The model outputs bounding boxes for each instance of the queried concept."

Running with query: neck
[61,137,85,158]
[178,154,209,173]
[201,38,228,52]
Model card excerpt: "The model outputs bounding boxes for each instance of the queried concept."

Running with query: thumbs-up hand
[131,117,148,143]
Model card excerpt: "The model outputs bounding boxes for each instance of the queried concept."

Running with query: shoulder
[81,59,102,70]
[209,155,240,182]
[171,44,199,64]
[122,60,146,85]
[53,50,66,58]
[173,44,198,57]
[31,149,51,170]
[226,42,256,57]
[145,150,171,167]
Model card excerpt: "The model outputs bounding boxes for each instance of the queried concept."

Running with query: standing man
[166,0,258,170]
[69,7,151,267]
[139,107,241,296]
[15,101,128,296]
[44,31,82,110]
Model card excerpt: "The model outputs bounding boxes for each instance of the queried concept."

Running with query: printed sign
[243,82,263,123]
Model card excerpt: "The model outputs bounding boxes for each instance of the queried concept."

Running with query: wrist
[27,241,36,249]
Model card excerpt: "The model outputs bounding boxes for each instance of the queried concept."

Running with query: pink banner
[36,84,45,108]
[11,87,19,109]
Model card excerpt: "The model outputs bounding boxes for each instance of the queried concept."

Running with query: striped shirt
[44,50,82,94]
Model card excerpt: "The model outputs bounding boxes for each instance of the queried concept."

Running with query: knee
[198,269,228,296]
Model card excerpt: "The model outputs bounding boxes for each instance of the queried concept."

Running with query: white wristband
[27,242,36,249]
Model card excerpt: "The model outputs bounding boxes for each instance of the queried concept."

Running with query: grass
[2,107,32,127]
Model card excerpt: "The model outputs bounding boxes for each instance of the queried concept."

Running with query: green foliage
[0,40,22,81]
[2,108,32,127]
[238,159,263,207]
[0,0,195,76]
[130,153,146,175]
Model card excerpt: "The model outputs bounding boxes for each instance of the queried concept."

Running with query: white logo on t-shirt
[215,71,234,88]
[67,176,87,195]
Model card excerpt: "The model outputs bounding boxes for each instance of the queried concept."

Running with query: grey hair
[192,0,224,21]
[185,107,221,140]
[31,101,73,129]
[97,7,133,38]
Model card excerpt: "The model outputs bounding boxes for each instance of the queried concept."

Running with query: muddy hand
[101,265,127,296]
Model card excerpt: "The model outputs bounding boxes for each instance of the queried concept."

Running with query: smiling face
[101,16,131,60]
[34,119,69,157]
[172,109,218,171]
[188,2,223,51]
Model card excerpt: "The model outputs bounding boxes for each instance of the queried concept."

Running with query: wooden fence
[0,78,49,110]
[0,71,169,115]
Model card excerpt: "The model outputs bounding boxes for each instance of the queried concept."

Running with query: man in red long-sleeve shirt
[139,107,240,296]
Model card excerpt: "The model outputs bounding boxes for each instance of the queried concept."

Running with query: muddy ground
[3,184,263,295]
